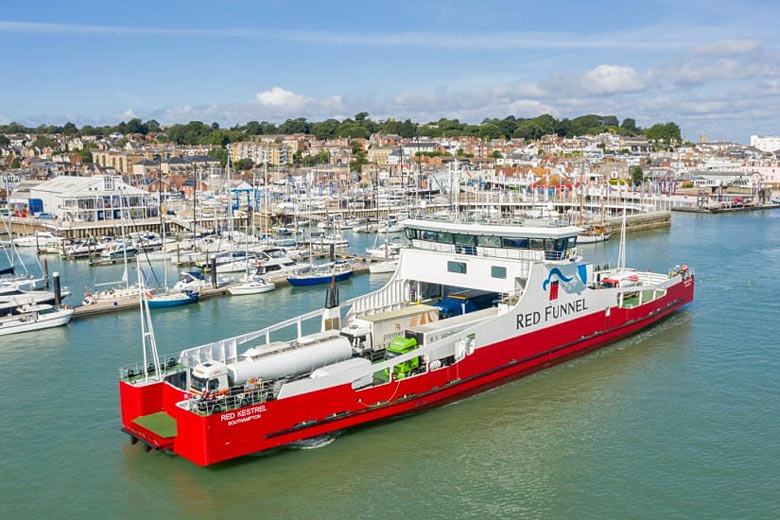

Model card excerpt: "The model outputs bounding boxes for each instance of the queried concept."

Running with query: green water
[1,213,779,519]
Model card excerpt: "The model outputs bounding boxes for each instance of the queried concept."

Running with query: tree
[631,165,644,185]
[232,158,254,170]
[646,122,681,143]
[489,150,503,159]
[10,157,20,168]
[621,118,638,134]
[601,115,619,127]
[62,122,79,136]
[478,123,503,140]
[32,137,59,150]
[209,147,228,167]
[278,117,309,135]
[0,135,9,146]
[302,150,330,167]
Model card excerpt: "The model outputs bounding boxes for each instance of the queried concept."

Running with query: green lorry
[380,336,420,381]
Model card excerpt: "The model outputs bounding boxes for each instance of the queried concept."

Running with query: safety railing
[119,352,185,383]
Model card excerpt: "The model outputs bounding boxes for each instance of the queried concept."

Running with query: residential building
[750,135,780,153]
[229,142,292,166]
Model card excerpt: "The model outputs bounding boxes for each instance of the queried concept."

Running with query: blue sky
[2,0,779,141]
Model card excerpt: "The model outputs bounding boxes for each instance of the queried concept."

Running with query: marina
[2,209,779,517]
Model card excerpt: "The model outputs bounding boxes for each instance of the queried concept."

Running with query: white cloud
[256,87,306,110]
[691,39,761,56]
[582,65,645,94]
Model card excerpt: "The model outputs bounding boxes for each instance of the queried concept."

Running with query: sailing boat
[288,171,353,286]
[368,214,400,274]
[147,179,199,308]
[578,178,612,244]
[601,207,639,287]
[83,194,149,306]
[229,185,275,296]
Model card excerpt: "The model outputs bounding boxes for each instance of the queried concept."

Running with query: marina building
[28,175,152,222]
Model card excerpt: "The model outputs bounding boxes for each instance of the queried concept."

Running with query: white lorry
[340,304,439,356]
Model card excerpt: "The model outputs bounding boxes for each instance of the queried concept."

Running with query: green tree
[10,157,20,168]
[32,137,60,150]
[62,122,79,136]
[621,118,638,134]
[0,135,9,146]
[478,123,503,140]
[646,122,681,143]
[302,150,330,167]
[489,150,503,159]
[278,117,309,134]
[209,148,228,167]
[232,158,254,170]
[631,165,644,185]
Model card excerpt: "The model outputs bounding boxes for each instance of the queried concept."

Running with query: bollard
[43,257,49,287]
[53,272,61,308]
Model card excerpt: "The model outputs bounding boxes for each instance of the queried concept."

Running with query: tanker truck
[189,331,354,413]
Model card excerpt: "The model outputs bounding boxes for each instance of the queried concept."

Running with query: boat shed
[28,175,152,222]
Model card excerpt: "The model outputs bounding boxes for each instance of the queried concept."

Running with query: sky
[1,0,779,142]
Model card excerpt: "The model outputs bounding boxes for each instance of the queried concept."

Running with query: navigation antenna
[617,204,627,270]
[136,255,161,382]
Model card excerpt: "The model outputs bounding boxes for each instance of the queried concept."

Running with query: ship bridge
[398,218,581,294]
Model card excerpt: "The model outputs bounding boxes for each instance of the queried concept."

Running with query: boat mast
[617,204,627,270]
[4,174,12,270]
[192,166,198,239]
[136,255,161,382]
[264,161,268,242]
[579,166,584,227]
[119,190,129,289]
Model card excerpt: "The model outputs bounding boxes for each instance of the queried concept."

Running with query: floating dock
[70,258,373,320]
[672,203,780,214]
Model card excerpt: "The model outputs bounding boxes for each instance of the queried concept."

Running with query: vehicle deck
[132,411,177,438]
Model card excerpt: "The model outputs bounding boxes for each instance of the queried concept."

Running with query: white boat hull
[369,260,398,274]
[577,232,611,244]
[228,282,275,295]
[0,309,74,336]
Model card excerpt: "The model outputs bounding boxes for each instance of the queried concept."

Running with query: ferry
[118,216,694,466]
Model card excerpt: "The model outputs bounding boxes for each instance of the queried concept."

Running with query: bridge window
[477,235,501,248]
[436,232,454,243]
[405,228,417,240]
[502,237,529,249]
[454,234,476,246]
[422,230,437,241]
[529,238,544,250]
[447,261,467,274]
[491,266,507,279]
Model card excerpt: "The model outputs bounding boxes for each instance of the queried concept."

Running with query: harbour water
[2,212,780,519]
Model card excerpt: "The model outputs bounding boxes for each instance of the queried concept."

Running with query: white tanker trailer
[189,331,354,408]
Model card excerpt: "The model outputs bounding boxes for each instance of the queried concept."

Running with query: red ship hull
[120,275,694,466]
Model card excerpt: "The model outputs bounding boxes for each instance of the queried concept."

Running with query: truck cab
[190,361,230,397]
[384,336,420,380]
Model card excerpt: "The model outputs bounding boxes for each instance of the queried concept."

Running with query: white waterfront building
[750,135,780,153]
[28,175,151,222]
